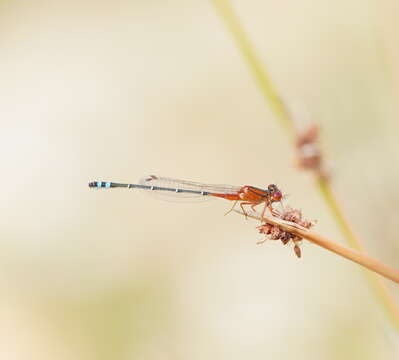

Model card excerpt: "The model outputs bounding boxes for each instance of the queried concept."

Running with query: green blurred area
[1,0,398,359]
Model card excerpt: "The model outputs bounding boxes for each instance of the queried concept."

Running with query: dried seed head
[294,244,302,258]
[295,124,328,181]
[257,206,314,258]
[280,207,313,229]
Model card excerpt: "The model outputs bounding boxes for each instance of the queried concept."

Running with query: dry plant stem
[317,178,399,329]
[236,210,399,285]
[212,0,399,329]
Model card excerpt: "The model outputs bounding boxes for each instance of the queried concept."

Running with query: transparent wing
[138,175,240,203]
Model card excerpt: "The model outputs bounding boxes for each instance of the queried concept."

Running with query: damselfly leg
[224,200,238,216]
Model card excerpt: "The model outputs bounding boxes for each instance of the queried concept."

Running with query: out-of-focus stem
[212,0,399,330]
[211,0,293,136]
[317,178,399,329]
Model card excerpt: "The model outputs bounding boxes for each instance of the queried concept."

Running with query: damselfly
[89,175,283,218]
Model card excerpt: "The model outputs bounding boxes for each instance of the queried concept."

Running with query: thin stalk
[235,210,399,285]
[316,178,399,328]
[212,0,399,329]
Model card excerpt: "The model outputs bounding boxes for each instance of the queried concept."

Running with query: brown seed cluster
[257,207,313,258]
[295,125,328,181]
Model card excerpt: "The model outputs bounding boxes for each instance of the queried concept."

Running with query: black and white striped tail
[88,181,211,195]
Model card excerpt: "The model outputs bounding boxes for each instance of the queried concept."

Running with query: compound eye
[268,184,275,192]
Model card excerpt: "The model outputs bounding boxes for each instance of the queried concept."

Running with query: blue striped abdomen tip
[88,181,98,188]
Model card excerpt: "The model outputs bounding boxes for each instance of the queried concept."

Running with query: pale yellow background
[1,1,399,359]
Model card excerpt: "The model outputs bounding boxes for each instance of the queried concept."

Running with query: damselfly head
[267,184,282,202]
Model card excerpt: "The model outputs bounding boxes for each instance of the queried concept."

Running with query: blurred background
[1,0,399,359]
